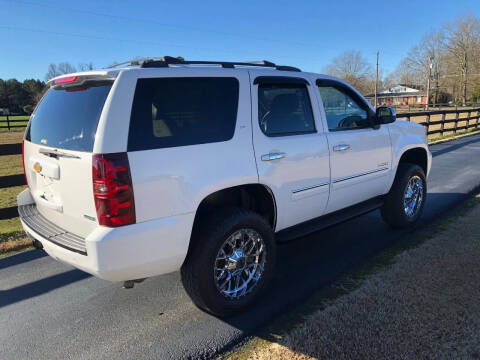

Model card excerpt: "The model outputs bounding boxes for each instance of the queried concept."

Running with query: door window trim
[316,78,375,132]
[254,76,310,86]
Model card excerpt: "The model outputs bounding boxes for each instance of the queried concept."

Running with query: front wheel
[181,208,276,317]
[381,163,427,228]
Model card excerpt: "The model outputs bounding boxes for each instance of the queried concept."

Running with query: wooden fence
[0,107,480,221]
[0,142,24,220]
[0,114,29,130]
[399,107,480,136]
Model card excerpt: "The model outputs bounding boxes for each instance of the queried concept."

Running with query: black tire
[181,208,276,317]
[381,163,427,229]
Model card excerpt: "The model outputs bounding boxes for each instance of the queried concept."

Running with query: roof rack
[106,58,146,69]
[138,56,301,72]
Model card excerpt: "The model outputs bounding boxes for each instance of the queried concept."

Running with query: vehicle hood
[390,118,428,143]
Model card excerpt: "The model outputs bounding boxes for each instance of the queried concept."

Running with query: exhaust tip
[123,280,135,289]
[27,233,43,250]
[122,278,146,289]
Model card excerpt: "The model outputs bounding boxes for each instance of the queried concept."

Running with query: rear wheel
[381,163,427,228]
[181,208,276,317]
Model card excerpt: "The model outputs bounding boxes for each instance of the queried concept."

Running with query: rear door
[125,69,258,223]
[23,78,113,237]
[251,73,330,231]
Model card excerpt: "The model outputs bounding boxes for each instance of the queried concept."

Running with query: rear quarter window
[128,77,239,151]
[26,84,112,152]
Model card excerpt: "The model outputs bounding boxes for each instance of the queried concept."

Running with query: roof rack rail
[139,56,301,72]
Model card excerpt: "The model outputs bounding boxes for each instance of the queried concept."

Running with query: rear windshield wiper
[39,148,81,159]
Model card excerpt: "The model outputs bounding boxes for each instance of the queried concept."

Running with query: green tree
[0,78,45,114]
[23,79,45,106]
[0,79,27,113]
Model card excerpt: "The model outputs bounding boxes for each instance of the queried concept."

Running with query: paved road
[2,135,480,360]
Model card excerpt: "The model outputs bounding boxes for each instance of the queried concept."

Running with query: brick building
[366,85,427,107]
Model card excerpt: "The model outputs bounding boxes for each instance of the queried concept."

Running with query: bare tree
[388,59,423,87]
[323,50,375,94]
[443,14,480,104]
[45,64,59,81]
[403,30,446,104]
[45,62,77,81]
[57,62,77,75]
[381,71,400,90]
[78,62,94,71]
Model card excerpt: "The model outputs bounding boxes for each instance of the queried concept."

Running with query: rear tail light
[92,152,136,227]
[22,140,28,187]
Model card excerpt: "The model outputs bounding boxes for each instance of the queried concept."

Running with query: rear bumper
[18,189,194,281]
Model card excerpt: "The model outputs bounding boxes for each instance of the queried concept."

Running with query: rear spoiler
[47,73,116,90]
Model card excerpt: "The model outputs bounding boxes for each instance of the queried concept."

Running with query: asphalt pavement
[2,134,480,360]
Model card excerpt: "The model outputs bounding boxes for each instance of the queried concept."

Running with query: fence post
[425,114,430,135]
[6,114,10,131]
[467,111,471,131]
[440,111,446,136]
[476,110,480,129]
[454,111,459,134]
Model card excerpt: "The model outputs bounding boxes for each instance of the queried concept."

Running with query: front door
[316,79,392,213]
[251,73,330,231]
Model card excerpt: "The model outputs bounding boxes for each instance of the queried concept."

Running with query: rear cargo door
[23,80,113,237]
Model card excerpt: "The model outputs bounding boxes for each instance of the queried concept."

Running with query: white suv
[18,57,431,317]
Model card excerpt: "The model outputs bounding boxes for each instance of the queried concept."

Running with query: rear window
[128,77,239,151]
[26,83,112,152]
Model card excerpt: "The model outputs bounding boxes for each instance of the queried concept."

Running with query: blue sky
[1,0,479,81]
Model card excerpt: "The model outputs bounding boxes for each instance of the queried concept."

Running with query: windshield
[26,83,112,152]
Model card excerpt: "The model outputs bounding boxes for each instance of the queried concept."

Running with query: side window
[128,77,239,151]
[258,84,315,137]
[318,86,370,131]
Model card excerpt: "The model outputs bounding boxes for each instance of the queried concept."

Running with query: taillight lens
[54,76,78,85]
[22,140,28,187]
[92,152,136,227]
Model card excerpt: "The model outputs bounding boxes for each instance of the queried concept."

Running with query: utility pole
[426,57,433,110]
[374,51,379,108]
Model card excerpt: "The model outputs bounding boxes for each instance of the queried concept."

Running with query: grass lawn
[0,154,23,175]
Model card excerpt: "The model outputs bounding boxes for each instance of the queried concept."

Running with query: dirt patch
[242,199,480,360]
[0,131,24,145]
[0,231,31,256]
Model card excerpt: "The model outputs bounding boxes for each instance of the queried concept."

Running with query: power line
[0,24,316,69]
[1,0,321,50]
[0,24,272,59]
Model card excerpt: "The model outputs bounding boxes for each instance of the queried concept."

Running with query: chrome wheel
[214,228,266,299]
[403,175,424,217]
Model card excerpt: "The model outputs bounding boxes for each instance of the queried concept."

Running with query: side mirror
[375,106,396,125]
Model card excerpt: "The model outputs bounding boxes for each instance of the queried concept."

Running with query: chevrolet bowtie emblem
[33,162,42,173]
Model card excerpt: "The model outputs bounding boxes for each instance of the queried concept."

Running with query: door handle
[261,152,286,161]
[333,144,351,152]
